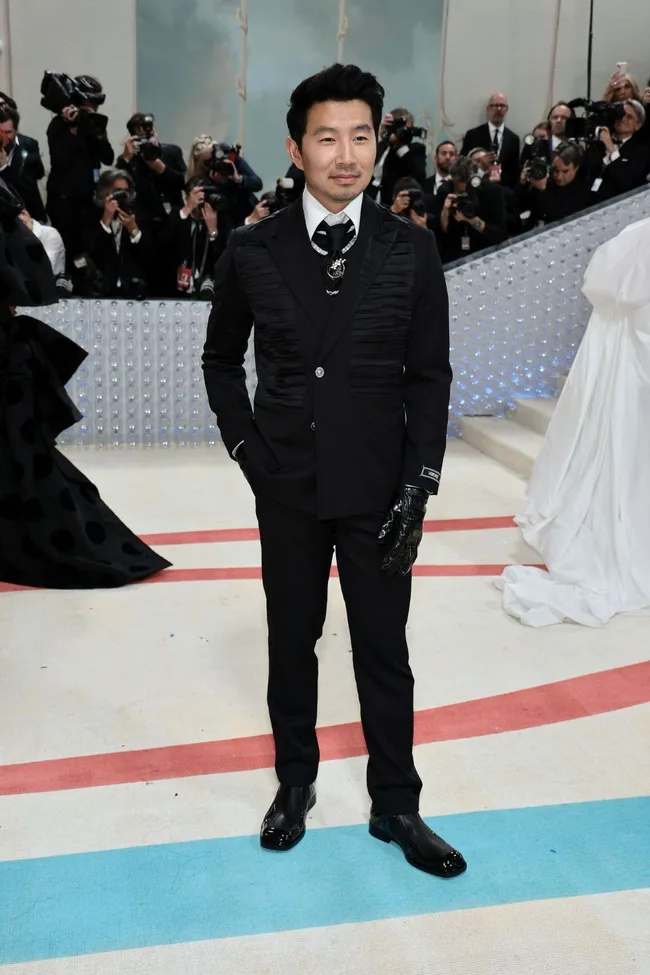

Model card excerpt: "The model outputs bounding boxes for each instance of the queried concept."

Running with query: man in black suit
[462,92,521,189]
[595,99,650,201]
[203,63,466,879]
[0,105,47,223]
[369,106,427,205]
[436,156,507,263]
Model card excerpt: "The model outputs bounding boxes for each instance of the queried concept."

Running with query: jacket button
[310,422,316,431]
[315,366,325,378]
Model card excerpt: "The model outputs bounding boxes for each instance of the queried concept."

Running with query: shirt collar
[302,187,363,241]
[488,122,503,135]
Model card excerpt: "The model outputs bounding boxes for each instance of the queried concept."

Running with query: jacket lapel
[316,196,398,363]
[264,200,330,335]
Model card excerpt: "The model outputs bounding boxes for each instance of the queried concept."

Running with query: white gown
[497,217,650,627]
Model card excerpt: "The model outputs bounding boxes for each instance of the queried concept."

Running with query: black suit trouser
[255,494,422,814]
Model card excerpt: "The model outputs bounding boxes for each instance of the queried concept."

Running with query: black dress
[0,313,171,588]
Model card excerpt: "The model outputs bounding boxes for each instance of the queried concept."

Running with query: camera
[110,189,134,214]
[131,113,162,162]
[406,188,426,217]
[565,98,626,141]
[210,142,241,178]
[450,175,482,219]
[265,177,299,215]
[386,118,427,146]
[40,71,108,138]
[523,135,550,180]
[200,181,229,212]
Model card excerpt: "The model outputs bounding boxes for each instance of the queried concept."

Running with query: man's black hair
[547,101,575,121]
[0,105,19,129]
[392,176,421,201]
[553,142,583,167]
[287,63,384,148]
[435,140,456,155]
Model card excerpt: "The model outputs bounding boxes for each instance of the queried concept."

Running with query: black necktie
[492,130,500,155]
[311,218,356,294]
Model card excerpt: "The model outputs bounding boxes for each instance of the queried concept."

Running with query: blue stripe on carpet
[0,797,649,964]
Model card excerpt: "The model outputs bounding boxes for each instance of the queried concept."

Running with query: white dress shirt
[302,186,363,240]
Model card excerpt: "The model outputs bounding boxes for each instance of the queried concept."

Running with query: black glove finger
[378,505,397,544]
[381,520,409,574]
[396,541,419,577]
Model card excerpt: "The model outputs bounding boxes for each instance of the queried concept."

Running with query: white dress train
[497,217,650,627]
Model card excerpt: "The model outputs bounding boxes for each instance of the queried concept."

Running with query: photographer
[390,176,429,229]
[186,135,262,228]
[436,156,506,264]
[84,169,152,298]
[44,74,114,273]
[594,99,650,201]
[520,105,575,170]
[245,178,301,225]
[0,104,47,223]
[159,176,228,299]
[370,107,427,205]
[518,143,590,229]
[117,112,186,294]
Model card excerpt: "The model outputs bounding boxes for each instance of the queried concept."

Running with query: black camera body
[200,182,229,212]
[210,142,241,178]
[386,119,427,146]
[132,114,161,161]
[110,189,134,214]
[406,188,426,217]
[40,71,108,138]
[523,136,550,181]
[452,193,477,219]
[565,99,626,141]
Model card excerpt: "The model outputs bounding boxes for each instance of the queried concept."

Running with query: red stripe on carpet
[1,660,648,796]
[140,515,517,547]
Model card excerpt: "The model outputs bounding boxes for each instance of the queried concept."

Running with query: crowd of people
[0,67,649,298]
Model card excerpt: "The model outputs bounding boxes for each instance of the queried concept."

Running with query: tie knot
[312,216,354,255]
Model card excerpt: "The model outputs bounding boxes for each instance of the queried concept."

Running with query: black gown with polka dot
[0,204,171,589]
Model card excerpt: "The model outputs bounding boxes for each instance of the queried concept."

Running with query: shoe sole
[369,822,467,878]
[260,793,316,852]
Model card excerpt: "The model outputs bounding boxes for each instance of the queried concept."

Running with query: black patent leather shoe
[369,810,467,878]
[260,784,316,851]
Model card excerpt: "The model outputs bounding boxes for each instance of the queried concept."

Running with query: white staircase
[459,397,558,478]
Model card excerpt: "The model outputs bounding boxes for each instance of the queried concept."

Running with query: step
[511,397,557,436]
[458,416,545,478]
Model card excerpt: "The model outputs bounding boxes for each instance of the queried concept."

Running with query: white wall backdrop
[2,0,136,170]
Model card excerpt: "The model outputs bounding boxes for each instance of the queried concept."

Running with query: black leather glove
[379,485,429,576]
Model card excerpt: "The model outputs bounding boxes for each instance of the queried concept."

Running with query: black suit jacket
[86,220,154,295]
[1,135,47,222]
[46,115,114,200]
[462,124,521,189]
[371,138,427,205]
[596,133,650,201]
[435,179,507,263]
[202,196,451,520]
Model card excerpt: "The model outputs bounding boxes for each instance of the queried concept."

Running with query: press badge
[461,234,471,252]
[489,164,502,182]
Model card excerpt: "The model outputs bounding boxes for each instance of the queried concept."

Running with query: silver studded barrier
[22,187,650,446]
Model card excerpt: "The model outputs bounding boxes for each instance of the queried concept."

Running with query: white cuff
[605,149,620,165]
[232,440,244,458]
[130,230,142,244]
[396,145,410,158]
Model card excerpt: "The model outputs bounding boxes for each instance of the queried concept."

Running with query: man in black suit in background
[462,92,520,189]
[0,105,47,223]
[369,106,427,205]
[203,63,466,879]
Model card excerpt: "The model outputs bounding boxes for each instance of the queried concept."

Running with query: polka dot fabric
[0,314,171,589]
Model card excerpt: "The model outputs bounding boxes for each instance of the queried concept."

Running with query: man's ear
[286,136,304,171]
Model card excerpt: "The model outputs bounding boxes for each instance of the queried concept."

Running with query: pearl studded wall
[24,188,650,447]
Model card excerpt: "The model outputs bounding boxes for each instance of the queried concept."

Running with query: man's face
[552,158,577,186]
[287,99,376,211]
[487,94,508,126]
[549,106,571,136]
[0,119,17,152]
[615,104,642,138]
[436,143,457,173]
[110,178,130,199]
[471,150,490,174]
